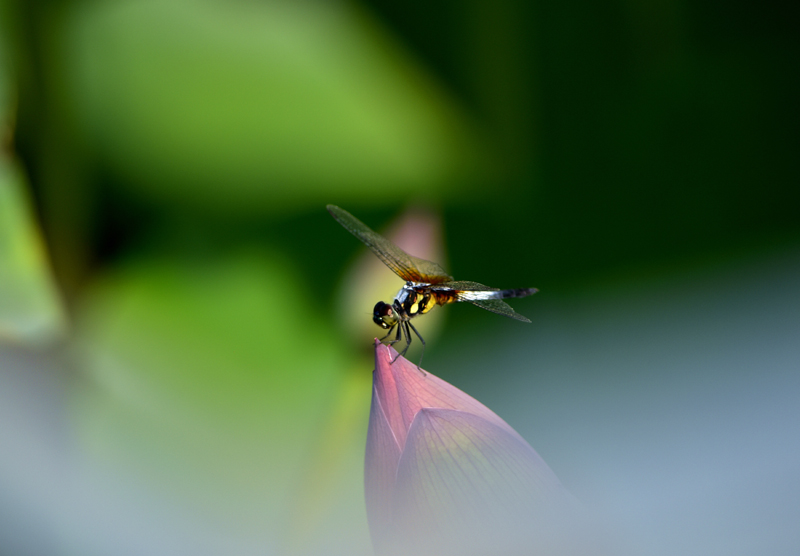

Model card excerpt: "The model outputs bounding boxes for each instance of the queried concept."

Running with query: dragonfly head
[373,301,398,329]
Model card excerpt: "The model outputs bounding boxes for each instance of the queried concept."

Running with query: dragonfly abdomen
[498,287,538,299]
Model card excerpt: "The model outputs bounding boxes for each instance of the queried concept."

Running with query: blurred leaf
[0,16,10,121]
[0,157,66,345]
[283,368,373,555]
[0,2,65,345]
[71,249,360,543]
[60,0,482,214]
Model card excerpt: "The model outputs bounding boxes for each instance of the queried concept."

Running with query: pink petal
[366,341,581,555]
[363,383,402,547]
[372,341,518,450]
[390,408,573,555]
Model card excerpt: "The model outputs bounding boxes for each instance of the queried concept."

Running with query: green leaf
[70,249,361,541]
[0,158,66,345]
[62,0,482,214]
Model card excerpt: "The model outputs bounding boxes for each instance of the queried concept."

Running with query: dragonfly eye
[373,301,396,329]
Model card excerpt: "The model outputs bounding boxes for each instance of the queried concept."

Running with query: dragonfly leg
[381,325,402,346]
[407,320,427,374]
[391,321,412,364]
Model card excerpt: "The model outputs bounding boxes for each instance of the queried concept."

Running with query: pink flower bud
[365,340,585,556]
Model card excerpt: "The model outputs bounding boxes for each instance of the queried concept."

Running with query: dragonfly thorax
[373,283,438,330]
[392,282,437,320]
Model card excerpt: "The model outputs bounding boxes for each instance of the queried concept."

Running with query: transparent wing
[465,298,532,323]
[430,281,532,322]
[327,205,452,283]
[435,281,500,295]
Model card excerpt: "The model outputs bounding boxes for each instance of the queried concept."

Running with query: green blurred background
[1,0,798,554]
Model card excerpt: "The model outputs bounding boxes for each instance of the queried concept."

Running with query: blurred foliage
[71,249,370,548]
[0,155,66,344]
[0,10,65,345]
[1,0,798,553]
[10,0,799,302]
[56,0,479,215]
[367,0,800,298]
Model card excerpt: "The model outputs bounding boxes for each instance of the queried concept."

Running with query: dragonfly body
[391,282,440,320]
[327,205,537,364]
[372,283,437,331]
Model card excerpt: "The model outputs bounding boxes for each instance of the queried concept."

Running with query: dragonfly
[327,205,537,365]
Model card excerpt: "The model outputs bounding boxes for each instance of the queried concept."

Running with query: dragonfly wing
[465,298,532,323]
[436,281,500,293]
[433,281,532,322]
[406,256,453,283]
[327,205,452,283]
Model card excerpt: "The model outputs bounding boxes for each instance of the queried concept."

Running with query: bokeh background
[1,0,798,554]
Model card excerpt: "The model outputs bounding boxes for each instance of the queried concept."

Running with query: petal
[385,408,575,555]
[367,342,584,555]
[363,383,402,547]
[372,341,520,449]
